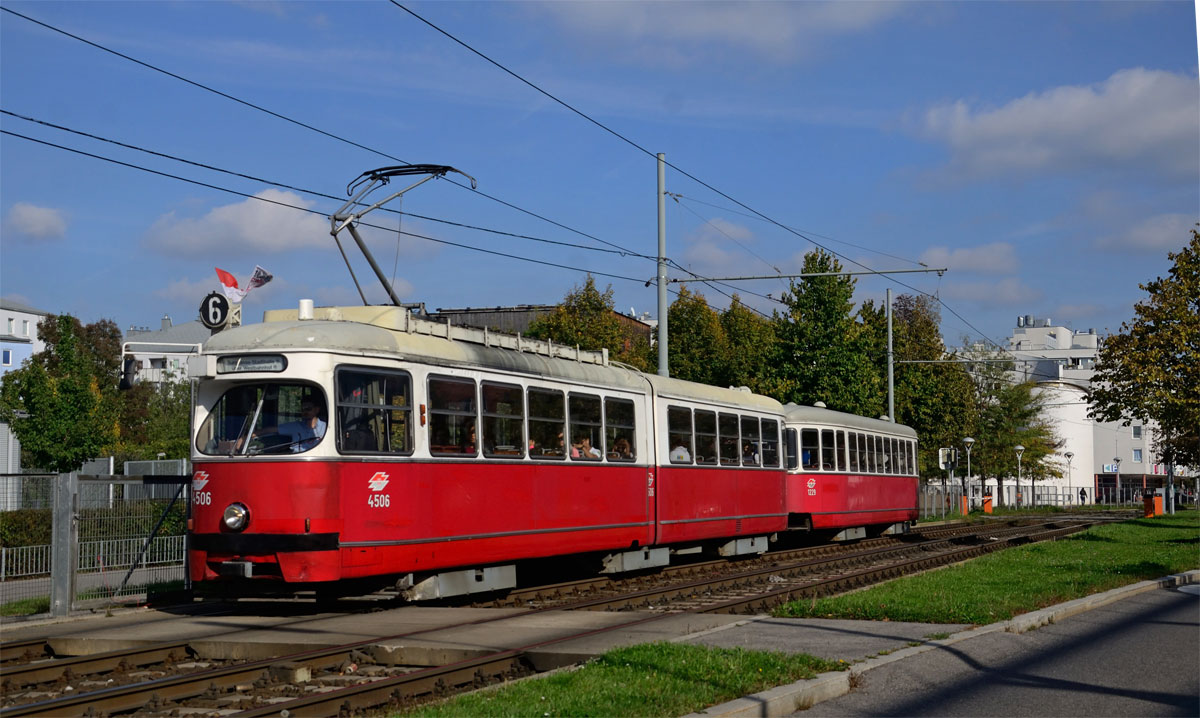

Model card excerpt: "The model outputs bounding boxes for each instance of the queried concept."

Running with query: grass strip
[775,509,1200,625]
[0,595,50,617]
[398,642,843,717]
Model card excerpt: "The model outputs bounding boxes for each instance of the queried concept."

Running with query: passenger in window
[670,443,691,462]
[577,435,601,459]
[462,420,476,454]
[743,441,759,464]
[611,437,632,459]
[278,396,327,452]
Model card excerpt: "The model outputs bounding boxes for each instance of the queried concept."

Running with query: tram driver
[278,396,327,452]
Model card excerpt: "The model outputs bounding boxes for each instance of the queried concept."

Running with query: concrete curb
[685,570,1200,717]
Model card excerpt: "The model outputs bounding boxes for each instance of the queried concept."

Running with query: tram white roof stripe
[202,305,784,413]
[782,403,917,438]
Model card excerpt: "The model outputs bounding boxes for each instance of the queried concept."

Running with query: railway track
[0,517,1111,717]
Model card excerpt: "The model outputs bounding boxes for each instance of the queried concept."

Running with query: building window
[2,349,11,366]
[1132,425,1142,439]
[22,320,29,336]
[1132,448,1142,463]
[5,318,12,334]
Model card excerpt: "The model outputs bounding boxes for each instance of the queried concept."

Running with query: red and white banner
[215,266,272,303]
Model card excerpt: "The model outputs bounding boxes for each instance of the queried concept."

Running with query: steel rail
[0,640,50,665]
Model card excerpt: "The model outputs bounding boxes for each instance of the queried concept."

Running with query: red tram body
[186,305,915,598]
[781,405,919,538]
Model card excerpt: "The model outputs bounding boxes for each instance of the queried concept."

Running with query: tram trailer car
[781,404,919,540]
[187,305,791,600]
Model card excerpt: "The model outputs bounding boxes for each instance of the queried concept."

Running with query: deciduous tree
[1087,229,1200,467]
[666,287,728,385]
[526,275,653,371]
[719,295,776,394]
[772,250,882,416]
[0,315,116,472]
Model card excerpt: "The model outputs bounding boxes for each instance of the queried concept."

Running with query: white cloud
[144,190,440,264]
[940,278,1042,306]
[920,68,1199,179]
[919,242,1017,274]
[536,1,905,66]
[146,189,328,256]
[1095,213,1196,253]
[5,203,68,239]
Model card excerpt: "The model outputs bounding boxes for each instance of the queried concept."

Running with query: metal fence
[0,471,189,616]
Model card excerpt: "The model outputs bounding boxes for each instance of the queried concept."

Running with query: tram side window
[605,398,636,462]
[482,382,524,458]
[569,394,603,461]
[785,428,799,470]
[336,369,412,455]
[718,413,740,466]
[740,416,761,466]
[429,376,477,456]
[529,388,566,460]
[848,432,860,472]
[668,406,693,464]
[801,428,819,470]
[835,430,846,472]
[694,410,718,465]
[866,434,876,473]
[891,438,901,475]
[880,436,891,474]
[820,429,835,470]
[908,441,916,476]
[761,419,780,467]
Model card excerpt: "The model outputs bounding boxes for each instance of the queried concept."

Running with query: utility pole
[887,287,894,422]
[657,152,668,377]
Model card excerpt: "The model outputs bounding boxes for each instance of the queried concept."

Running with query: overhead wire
[392,1,1023,354]
[0,109,656,261]
[0,129,653,287]
[0,5,645,260]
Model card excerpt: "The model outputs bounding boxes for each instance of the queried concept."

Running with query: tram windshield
[196,382,327,456]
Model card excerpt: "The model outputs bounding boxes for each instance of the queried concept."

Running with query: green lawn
[399,643,843,718]
[775,509,1200,624]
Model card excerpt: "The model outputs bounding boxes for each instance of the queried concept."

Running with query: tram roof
[782,403,917,438]
[202,305,783,414]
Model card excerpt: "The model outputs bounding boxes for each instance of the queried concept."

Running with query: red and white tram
[781,404,919,540]
[188,304,793,599]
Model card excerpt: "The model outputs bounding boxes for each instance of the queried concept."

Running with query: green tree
[966,351,1060,506]
[771,250,882,416]
[666,287,728,385]
[1087,229,1200,467]
[862,294,977,478]
[527,275,653,371]
[114,373,192,463]
[718,295,776,394]
[0,315,117,472]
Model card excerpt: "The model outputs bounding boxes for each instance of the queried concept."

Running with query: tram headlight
[223,503,250,531]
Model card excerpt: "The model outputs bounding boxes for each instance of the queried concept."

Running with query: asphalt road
[798,585,1200,717]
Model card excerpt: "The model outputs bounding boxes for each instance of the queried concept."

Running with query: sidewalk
[686,570,1199,717]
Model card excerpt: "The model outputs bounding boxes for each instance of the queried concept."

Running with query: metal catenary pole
[657,152,668,377]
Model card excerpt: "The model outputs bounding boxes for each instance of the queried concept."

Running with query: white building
[123,314,208,385]
[0,299,53,481]
[1002,314,1193,505]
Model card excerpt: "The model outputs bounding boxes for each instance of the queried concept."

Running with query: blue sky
[2,1,1196,348]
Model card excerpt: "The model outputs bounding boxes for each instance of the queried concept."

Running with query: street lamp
[963,437,975,506]
[1113,456,1122,505]
[1015,445,1025,508]
[1064,452,1074,504]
